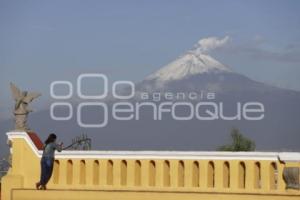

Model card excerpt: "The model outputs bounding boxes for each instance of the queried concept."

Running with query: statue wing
[10,83,22,100]
[23,92,41,103]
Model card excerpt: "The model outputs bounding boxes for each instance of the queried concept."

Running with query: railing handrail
[6,131,300,161]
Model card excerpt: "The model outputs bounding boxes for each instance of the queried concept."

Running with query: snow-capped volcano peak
[146,40,231,82]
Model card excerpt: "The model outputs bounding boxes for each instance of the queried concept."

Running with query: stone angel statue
[10,83,41,131]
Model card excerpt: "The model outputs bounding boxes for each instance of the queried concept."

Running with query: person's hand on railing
[56,142,63,152]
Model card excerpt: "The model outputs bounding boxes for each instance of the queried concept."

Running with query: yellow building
[1,131,300,200]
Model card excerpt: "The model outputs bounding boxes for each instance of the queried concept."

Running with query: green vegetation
[218,128,256,151]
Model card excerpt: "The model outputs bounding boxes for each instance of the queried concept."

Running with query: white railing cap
[279,152,300,162]
[6,131,300,162]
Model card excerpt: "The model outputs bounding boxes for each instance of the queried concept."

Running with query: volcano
[146,51,231,82]
[124,41,300,151]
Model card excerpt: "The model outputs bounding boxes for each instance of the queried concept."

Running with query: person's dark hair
[45,133,57,145]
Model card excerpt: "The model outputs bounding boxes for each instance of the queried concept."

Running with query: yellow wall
[1,132,300,200]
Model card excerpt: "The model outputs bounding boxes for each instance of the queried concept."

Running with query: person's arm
[54,142,63,152]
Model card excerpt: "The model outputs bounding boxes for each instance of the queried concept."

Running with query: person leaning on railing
[36,133,63,190]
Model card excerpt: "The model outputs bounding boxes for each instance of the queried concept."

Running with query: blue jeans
[39,157,54,185]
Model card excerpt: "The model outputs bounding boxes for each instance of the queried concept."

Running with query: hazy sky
[1,0,300,120]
